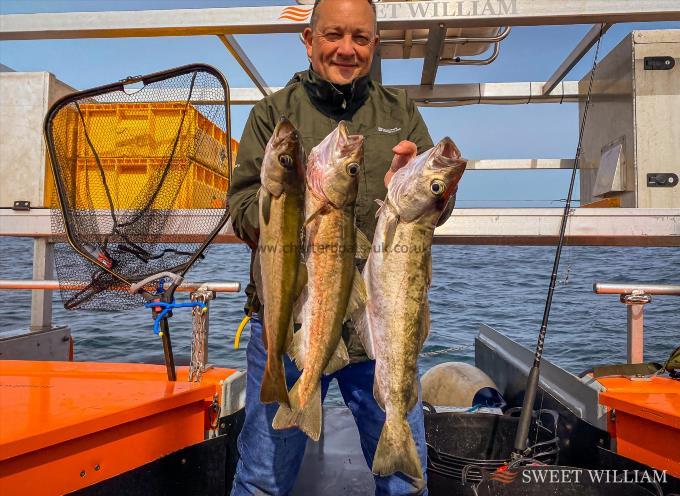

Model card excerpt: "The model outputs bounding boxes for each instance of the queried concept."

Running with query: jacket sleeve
[227,101,274,248]
[405,98,434,153]
[405,97,457,226]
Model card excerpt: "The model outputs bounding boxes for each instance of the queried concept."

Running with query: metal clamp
[129,271,184,295]
[620,290,652,305]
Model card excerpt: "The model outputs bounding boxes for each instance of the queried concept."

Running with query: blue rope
[144,299,206,335]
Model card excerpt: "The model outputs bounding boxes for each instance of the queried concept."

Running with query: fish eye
[430,180,446,196]
[279,154,293,168]
[346,162,360,176]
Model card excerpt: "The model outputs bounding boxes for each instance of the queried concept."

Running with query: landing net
[44,64,233,310]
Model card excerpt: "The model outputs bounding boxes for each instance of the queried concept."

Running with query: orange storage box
[599,376,680,478]
[0,360,237,495]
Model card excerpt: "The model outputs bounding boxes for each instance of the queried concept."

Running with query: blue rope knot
[144,299,207,335]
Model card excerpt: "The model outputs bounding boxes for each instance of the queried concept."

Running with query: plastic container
[74,156,228,210]
[45,102,237,209]
[425,408,559,496]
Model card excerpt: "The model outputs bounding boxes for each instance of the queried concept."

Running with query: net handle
[129,272,185,296]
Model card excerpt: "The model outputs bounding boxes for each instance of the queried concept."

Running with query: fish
[272,121,368,440]
[357,137,466,480]
[256,116,306,407]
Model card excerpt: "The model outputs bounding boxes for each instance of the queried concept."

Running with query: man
[229,1,454,494]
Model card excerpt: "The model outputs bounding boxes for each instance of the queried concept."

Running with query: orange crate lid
[598,376,680,429]
[0,360,236,461]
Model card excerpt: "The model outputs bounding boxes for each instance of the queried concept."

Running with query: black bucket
[425,407,559,496]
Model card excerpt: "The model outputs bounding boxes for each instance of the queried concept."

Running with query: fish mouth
[272,116,299,146]
[429,137,466,179]
[440,137,461,160]
[336,121,364,154]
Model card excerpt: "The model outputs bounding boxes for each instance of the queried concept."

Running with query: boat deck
[294,407,375,495]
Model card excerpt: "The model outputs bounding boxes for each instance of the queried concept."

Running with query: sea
[1,236,678,404]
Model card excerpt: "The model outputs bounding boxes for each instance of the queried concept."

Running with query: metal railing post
[594,283,679,365]
[621,291,651,363]
[30,239,54,332]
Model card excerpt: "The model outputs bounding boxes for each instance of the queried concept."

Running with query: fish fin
[354,228,372,260]
[344,268,367,321]
[418,296,431,352]
[261,189,272,226]
[373,377,385,411]
[287,324,306,370]
[260,357,290,407]
[382,215,398,256]
[294,261,308,300]
[324,339,349,375]
[372,417,423,480]
[252,250,265,305]
[425,249,432,289]
[272,379,323,441]
[304,203,326,227]
[352,303,375,360]
[374,199,385,219]
[286,316,294,349]
[261,328,268,351]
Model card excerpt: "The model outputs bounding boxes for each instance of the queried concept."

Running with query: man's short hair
[310,0,377,33]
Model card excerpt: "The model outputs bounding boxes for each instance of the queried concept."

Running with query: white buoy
[422,362,498,407]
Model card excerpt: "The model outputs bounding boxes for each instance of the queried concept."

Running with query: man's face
[303,0,379,85]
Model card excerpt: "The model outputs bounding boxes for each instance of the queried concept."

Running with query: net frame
[43,64,233,306]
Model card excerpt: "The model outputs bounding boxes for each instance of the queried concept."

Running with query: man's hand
[384,140,417,187]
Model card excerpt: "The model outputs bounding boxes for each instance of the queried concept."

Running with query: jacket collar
[292,68,371,120]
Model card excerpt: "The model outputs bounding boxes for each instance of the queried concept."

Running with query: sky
[1,1,678,206]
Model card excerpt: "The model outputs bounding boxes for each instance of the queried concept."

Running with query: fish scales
[363,137,467,481]
[257,117,306,407]
[297,200,356,404]
[273,121,365,441]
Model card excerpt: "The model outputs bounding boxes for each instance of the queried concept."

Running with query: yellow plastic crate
[45,102,238,208]
[74,156,228,211]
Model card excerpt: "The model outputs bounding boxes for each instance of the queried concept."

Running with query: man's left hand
[384,140,417,187]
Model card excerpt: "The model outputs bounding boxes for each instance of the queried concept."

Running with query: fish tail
[260,357,290,407]
[372,417,423,480]
[272,380,322,441]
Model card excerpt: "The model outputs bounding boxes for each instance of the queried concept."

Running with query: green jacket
[228,68,449,361]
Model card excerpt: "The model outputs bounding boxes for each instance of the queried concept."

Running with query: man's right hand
[384,140,417,187]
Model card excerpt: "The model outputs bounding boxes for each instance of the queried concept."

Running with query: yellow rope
[234,314,251,350]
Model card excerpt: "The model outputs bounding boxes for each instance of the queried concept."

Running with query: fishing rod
[511,25,605,459]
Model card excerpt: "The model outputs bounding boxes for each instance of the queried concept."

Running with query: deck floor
[293,407,375,495]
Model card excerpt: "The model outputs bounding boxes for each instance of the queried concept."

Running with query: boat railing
[0,279,240,374]
[0,279,240,293]
[593,282,680,364]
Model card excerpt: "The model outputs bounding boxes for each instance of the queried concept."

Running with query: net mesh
[45,65,232,310]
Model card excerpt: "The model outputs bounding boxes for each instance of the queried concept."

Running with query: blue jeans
[231,314,428,496]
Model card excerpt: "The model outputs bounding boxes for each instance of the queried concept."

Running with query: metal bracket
[129,271,184,295]
[620,290,652,305]
[643,56,675,70]
[188,287,216,382]
[647,172,678,188]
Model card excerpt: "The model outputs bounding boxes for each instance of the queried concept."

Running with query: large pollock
[272,121,366,441]
[358,138,466,480]
[256,116,306,407]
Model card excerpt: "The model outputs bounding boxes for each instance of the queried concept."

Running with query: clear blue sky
[2,1,678,206]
